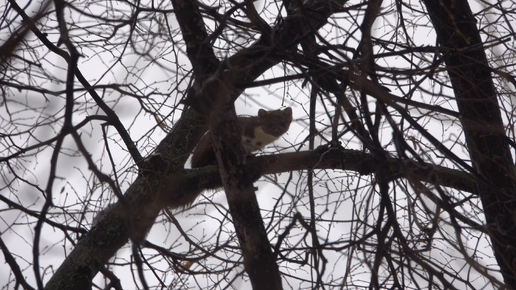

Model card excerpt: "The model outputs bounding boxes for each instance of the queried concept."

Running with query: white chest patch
[241,127,280,153]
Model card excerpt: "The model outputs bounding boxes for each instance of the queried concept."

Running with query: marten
[190,107,293,168]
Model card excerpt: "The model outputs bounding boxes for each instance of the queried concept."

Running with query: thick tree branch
[186,0,350,111]
[44,134,481,290]
[170,0,219,76]
[43,108,205,290]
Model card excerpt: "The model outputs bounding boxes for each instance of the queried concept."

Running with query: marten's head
[258,107,293,137]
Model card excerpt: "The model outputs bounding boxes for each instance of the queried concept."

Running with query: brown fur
[191,107,292,168]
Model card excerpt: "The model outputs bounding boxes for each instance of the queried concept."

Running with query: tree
[1,0,516,289]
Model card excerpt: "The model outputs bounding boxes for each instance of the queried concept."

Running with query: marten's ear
[283,107,293,118]
[258,109,267,118]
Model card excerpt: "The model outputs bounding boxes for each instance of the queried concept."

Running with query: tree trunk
[422,0,516,287]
